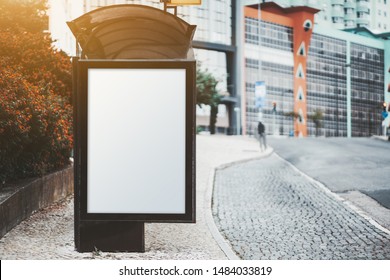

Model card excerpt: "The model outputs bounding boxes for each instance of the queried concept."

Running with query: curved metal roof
[67,4,196,59]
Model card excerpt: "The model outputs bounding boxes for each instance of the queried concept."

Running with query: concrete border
[273,152,390,236]
[0,166,74,239]
[204,147,274,260]
[371,135,389,142]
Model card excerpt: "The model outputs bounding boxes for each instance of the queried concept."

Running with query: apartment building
[245,0,390,32]
[244,2,390,137]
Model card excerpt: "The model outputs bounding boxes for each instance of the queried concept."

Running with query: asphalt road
[267,137,390,209]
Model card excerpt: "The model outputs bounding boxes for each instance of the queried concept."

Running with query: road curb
[371,135,389,142]
[273,152,390,237]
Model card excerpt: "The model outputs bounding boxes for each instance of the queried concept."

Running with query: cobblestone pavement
[0,135,264,260]
[213,154,390,260]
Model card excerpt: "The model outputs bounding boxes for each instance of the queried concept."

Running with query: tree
[0,0,73,183]
[308,109,324,137]
[196,67,221,134]
[284,111,299,136]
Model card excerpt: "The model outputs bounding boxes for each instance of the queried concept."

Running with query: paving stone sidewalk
[0,135,264,260]
[213,154,390,260]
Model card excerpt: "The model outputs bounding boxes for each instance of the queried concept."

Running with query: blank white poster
[87,68,186,214]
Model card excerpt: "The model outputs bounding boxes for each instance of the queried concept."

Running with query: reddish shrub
[0,0,72,182]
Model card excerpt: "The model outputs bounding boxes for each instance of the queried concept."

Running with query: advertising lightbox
[76,60,196,222]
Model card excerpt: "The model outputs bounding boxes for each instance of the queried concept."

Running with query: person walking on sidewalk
[257,121,267,151]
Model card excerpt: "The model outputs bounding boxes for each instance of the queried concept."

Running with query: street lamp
[272,101,277,135]
[280,89,293,136]
[334,66,341,137]
[234,107,241,135]
[345,63,351,138]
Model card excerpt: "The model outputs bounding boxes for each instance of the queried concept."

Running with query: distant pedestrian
[257,121,267,151]
[388,125,390,141]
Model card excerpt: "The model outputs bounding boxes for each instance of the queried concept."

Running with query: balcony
[332,10,344,18]
[344,20,356,28]
[331,0,344,5]
[332,16,345,29]
[356,1,369,12]
[332,4,344,15]
[356,17,370,25]
[344,13,356,21]
[344,1,356,9]
[333,22,345,29]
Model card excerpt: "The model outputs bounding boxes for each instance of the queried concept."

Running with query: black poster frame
[76,59,196,223]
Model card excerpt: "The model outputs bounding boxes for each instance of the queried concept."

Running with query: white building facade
[244,0,390,32]
[48,0,235,133]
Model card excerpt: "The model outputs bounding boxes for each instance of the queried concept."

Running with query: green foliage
[196,67,221,107]
[0,0,73,182]
[308,109,323,127]
[284,111,299,119]
[308,109,324,137]
[196,126,204,134]
[196,67,221,134]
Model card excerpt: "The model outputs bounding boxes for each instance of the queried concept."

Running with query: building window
[349,43,384,137]
[245,58,259,69]
[345,8,353,14]
[333,17,343,23]
[245,17,293,51]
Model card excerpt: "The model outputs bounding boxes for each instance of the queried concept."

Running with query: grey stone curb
[0,166,73,239]
[371,135,389,142]
[273,152,390,237]
[204,147,274,260]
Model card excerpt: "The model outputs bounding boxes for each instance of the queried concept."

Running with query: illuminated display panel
[77,60,195,222]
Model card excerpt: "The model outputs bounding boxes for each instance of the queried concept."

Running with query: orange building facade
[244,3,319,137]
